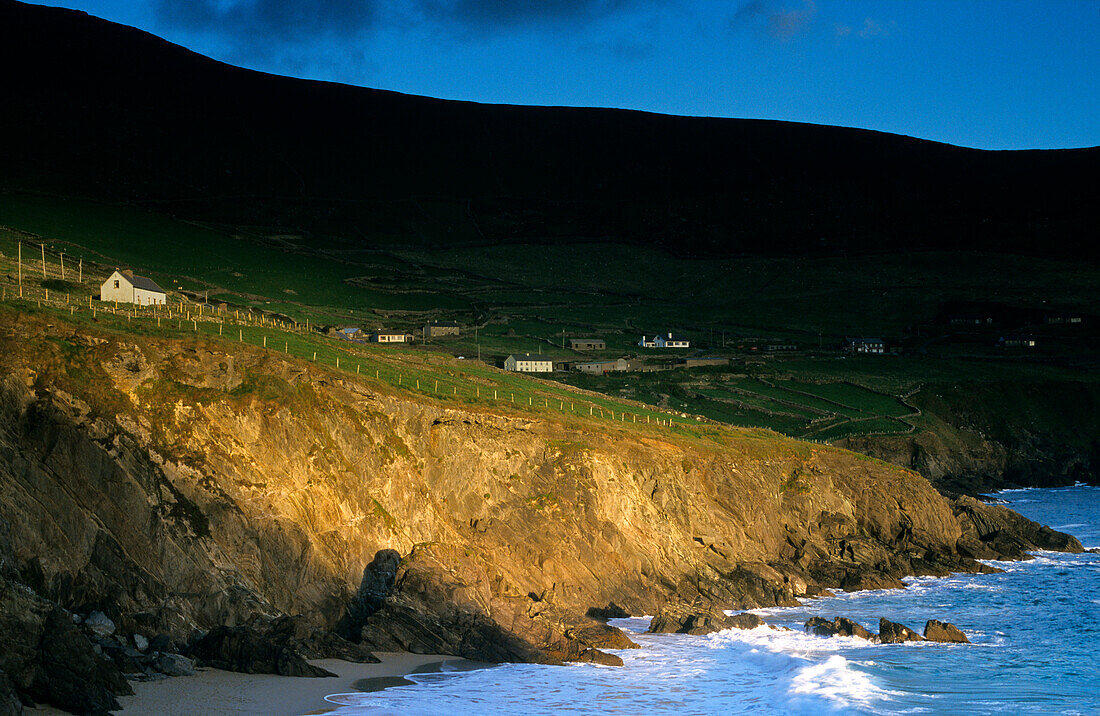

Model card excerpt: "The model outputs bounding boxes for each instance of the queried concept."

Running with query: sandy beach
[24,653,473,716]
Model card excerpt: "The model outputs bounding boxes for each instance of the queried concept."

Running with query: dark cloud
[732,0,816,41]
[156,0,379,39]
[423,0,640,26]
[156,0,658,39]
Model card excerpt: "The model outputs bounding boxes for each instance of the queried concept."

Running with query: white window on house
[114,280,119,288]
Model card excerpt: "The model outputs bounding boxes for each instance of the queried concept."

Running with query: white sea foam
[788,655,898,712]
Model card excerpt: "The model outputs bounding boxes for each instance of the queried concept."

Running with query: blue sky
[37,0,1099,149]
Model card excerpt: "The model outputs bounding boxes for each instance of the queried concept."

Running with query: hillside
[1,0,1098,259]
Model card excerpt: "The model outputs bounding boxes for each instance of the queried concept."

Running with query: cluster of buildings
[336,321,462,344]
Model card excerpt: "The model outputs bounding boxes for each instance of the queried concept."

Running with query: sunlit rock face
[0,314,1074,667]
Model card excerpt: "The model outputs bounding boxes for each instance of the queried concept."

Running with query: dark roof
[121,270,166,294]
[428,321,459,327]
[508,354,553,361]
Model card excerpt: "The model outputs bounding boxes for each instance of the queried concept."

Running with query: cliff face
[0,310,1081,693]
[840,382,1100,496]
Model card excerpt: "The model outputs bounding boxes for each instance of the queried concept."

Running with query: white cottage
[504,354,554,373]
[100,269,167,305]
[639,333,690,349]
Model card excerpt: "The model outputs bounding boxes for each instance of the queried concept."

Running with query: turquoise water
[325,485,1100,715]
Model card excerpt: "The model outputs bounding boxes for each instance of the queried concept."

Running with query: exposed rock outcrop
[804,616,877,642]
[924,620,969,643]
[647,604,764,635]
[878,618,923,644]
[187,616,375,677]
[953,496,1084,560]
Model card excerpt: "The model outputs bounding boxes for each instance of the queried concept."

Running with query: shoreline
[29,653,475,716]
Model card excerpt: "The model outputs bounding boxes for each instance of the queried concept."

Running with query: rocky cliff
[840,381,1100,496]
[0,308,1081,712]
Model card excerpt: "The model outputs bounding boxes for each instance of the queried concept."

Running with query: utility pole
[78,258,82,283]
[40,243,46,278]
[60,254,65,281]
[17,242,22,287]
[562,329,565,349]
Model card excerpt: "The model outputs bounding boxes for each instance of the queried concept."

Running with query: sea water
[325,485,1100,715]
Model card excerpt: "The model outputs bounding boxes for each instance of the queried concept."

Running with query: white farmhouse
[639,333,690,349]
[370,330,411,343]
[100,269,167,305]
[504,354,554,373]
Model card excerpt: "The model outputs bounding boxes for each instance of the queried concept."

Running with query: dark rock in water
[188,625,337,677]
[155,653,194,677]
[727,613,765,630]
[648,603,764,635]
[804,616,877,642]
[924,620,969,643]
[585,602,630,621]
[32,608,132,716]
[953,496,1084,560]
[574,648,624,666]
[0,672,22,716]
[566,620,639,651]
[878,618,924,644]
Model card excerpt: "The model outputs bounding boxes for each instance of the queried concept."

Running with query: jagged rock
[585,603,630,621]
[924,620,969,643]
[155,653,195,677]
[32,608,132,716]
[100,641,146,674]
[574,648,623,666]
[953,496,1084,560]
[337,549,401,642]
[187,625,337,678]
[647,603,764,635]
[804,617,877,642]
[0,672,21,716]
[133,634,149,652]
[147,634,174,654]
[83,612,115,639]
[565,620,639,651]
[266,616,378,664]
[727,613,766,630]
[879,618,923,643]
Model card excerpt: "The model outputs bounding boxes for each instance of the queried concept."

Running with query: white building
[370,330,410,343]
[846,337,885,354]
[100,269,167,305]
[639,333,690,349]
[504,354,554,373]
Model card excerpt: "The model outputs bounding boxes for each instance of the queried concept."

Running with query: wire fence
[0,250,705,437]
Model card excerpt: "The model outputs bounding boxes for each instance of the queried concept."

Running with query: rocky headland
[0,308,1082,714]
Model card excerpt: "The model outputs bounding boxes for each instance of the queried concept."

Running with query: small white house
[370,330,410,344]
[504,354,554,373]
[639,333,690,349]
[100,269,167,305]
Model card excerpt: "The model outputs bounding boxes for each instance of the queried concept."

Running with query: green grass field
[3,192,1097,448]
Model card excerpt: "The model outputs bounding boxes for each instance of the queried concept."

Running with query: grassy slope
[3,194,1098,452]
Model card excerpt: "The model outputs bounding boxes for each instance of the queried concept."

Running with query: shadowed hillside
[1,0,1097,258]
